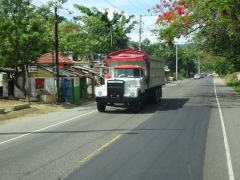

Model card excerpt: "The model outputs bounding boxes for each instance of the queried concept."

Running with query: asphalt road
[0,75,240,180]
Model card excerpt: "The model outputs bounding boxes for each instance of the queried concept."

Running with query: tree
[68,5,137,57]
[149,0,240,72]
[0,0,54,96]
[214,57,234,76]
[141,38,155,55]
[58,17,110,60]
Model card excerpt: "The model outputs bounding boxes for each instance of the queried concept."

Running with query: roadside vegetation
[223,73,240,95]
[1,0,240,98]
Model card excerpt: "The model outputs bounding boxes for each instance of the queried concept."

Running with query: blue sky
[32,0,162,43]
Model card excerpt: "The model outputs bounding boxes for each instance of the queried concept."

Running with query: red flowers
[176,6,185,15]
[149,0,191,24]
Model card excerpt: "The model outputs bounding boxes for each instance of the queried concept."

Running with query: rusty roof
[33,53,75,65]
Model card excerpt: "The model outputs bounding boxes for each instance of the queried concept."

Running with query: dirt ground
[0,98,95,122]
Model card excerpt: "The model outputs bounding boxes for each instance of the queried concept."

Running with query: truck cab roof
[114,65,141,69]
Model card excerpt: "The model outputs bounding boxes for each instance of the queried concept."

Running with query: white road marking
[214,77,235,180]
[0,110,97,146]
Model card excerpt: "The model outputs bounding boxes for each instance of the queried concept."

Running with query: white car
[194,74,200,79]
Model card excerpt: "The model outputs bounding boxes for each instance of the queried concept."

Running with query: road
[0,76,240,180]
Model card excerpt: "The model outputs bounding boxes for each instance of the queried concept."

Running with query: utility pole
[55,7,60,103]
[110,24,113,52]
[139,15,142,51]
[198,57,200,74]
[52,43,56,103]
[176,43,178,81]
[138,15,158,51]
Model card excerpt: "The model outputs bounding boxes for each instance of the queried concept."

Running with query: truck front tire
[132,95,142,113]
[97,102,106,112]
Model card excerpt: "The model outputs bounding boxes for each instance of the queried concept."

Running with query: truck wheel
[152,88,158,104]
[132,96,142,113]
[158,87,162,102]
[97,102,106,112]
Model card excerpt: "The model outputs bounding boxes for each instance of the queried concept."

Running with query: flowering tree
[150,0,240,72]
[148,0,192,43]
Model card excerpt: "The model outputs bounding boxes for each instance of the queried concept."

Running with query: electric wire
[135,0,149,12]
[141,0,152,9]
[104,0,123,13]
[126,0,146,15]
[32,0,159,42]
[104,0,158,41]
[32,0,74,20]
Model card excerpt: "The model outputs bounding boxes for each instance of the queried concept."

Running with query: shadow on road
[101,98,190,114]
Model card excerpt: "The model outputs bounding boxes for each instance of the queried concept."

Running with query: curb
[11,104,30,111]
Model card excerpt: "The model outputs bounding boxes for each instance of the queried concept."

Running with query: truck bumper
[95,96,138,104]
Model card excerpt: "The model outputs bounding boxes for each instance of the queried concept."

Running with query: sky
[32,0,188,44]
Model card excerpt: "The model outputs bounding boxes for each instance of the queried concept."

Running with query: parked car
[199,73,204,78]
[194,74,200,79]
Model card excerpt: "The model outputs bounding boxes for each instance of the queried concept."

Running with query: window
[35,78,44,89]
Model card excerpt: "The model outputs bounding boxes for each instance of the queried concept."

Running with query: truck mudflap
[95,96,138,104]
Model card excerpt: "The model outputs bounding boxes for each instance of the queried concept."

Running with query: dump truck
[95,49,165,112]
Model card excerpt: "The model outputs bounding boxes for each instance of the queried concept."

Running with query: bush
[224,72,240,82]
[224,72,240,94]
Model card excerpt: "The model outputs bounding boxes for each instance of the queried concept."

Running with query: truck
[95,49,165,113]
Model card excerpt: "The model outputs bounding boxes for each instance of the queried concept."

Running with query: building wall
[28,67,53,77]
[0,73,8,97]
[60,77,88,103]
[14,77,56,99]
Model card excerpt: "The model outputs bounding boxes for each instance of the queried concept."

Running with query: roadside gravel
[0,99,95,122]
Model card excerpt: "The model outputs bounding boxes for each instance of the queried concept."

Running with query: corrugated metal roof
[64,66,105,79]
[37,65,105,79]
[40,65,76,77]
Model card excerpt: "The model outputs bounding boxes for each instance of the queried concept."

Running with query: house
[14,53,103,103]
[0,69,15,99]
[0,53,104,102]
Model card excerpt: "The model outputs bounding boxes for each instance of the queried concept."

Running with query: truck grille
[107,80,124,97]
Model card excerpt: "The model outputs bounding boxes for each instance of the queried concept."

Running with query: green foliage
[141,38,154,55]
[67,5,137,58]
[224,72,240,82]
[0,0,53,67]
[0,0,54,94]
[226,82,240,94]
[224,72,240,94]
[129,41,139,50]
[154,0,240,73]
[214,57,234,76]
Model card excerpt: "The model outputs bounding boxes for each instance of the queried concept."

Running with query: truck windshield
[115,68,140,78]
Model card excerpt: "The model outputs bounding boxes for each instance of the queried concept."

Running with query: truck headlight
[130,92,134,97]
[98,91,102,96]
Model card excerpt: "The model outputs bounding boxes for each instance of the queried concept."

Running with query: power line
[32,0,74,20]
[135,0,148,12]
[141,0,151,9]
[127,0,146,15]
[104,0,123,13]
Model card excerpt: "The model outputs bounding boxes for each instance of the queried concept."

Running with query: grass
[223,72,240,94]
[226,82,240,94]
